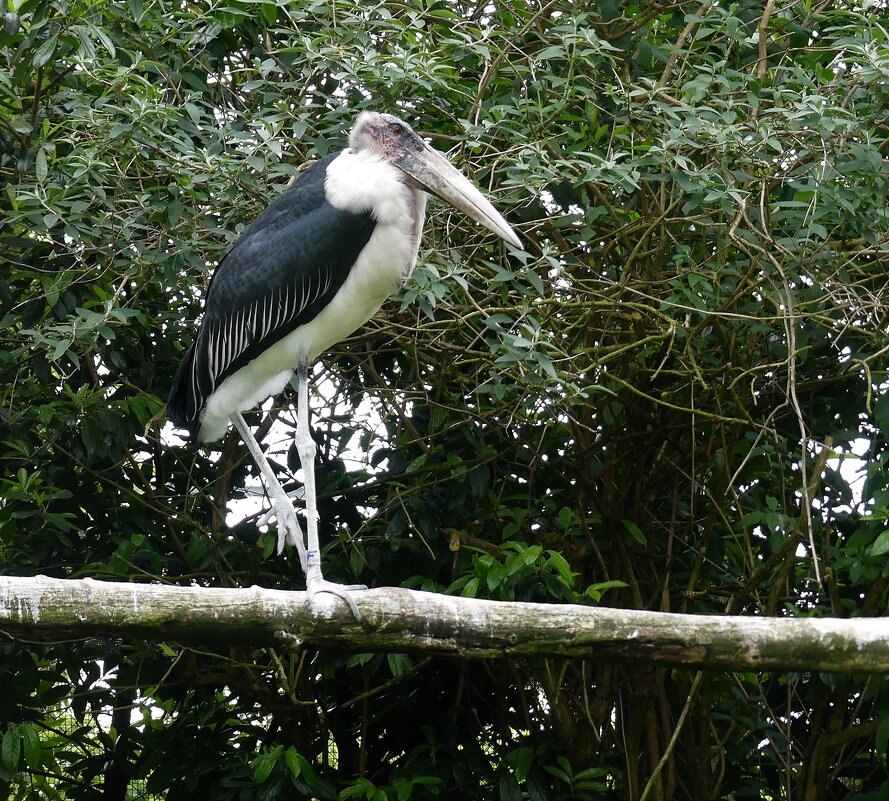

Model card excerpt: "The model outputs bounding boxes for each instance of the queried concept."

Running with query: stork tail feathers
[167,345,199,437]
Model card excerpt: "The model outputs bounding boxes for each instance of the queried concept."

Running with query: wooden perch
[1,575,887,672]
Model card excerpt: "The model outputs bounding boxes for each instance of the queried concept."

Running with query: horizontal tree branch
[1,575,887,672]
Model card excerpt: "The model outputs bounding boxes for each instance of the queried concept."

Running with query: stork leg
[232,412,307,569]
[233,401,364,619]
[295,361,366,619]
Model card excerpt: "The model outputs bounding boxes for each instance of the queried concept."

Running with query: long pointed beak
[396,144,522,250]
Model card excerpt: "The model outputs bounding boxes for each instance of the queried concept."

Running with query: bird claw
[307,577,367,621]
[257,498,305,563]
[276,516,303,556]
[304,550,365,620]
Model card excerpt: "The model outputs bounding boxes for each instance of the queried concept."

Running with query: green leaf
[869,530,889,557]
[512,746,534,783]
[35,148,47,182]
[92,24,117,57]
[51,338,69,361]
[394,778,412,801]
[338,778,375,800]
[524,268,545,295]
[260,2,277,25]
[622,519,647,545]
[486,562,508,591]
[543,765,571,784]
[32,34,57,67]
[405,453,426,472]
[2,727,20,772]
[252,746,282,784]
[585,579,629,601]
[283,747,303,779]
[81,417,105,455]
[387,653,411,677]
[20,724,40,769]
[4,12,20,35]
[545,550,575,588]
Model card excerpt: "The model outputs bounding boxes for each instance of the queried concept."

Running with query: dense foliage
[2,0,889,798]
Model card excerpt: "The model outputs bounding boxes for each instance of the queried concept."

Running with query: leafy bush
[2,0,888,798]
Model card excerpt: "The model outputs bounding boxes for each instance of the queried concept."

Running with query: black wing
[167,152,376,436]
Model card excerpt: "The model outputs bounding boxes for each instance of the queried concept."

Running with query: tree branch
[1,576,887,672]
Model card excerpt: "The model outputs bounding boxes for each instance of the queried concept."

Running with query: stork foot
[307,576,367,621]
[258,495,306,565]
[304,549,365,620]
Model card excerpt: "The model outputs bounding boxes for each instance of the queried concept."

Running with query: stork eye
[388,122,406,135]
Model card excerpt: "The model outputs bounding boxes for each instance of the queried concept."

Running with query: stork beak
[396,144,523,250]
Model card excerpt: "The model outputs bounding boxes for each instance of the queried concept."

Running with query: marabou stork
[167,111,521,616]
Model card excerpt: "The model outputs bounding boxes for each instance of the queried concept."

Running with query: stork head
[348,111,522,249]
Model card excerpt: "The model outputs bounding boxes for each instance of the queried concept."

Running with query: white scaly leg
[232,412,307,571]
[295,361,366,620]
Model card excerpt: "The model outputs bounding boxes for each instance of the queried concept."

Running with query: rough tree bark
[2,576,887,672]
